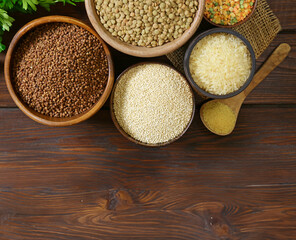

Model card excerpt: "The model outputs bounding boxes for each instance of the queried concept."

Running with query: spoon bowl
[200,43,291,136]
[200,99,240,136]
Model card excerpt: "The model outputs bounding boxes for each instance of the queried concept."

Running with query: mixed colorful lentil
[204,0,255,26]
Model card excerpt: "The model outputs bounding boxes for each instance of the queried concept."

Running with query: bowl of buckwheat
[4,16,114,126]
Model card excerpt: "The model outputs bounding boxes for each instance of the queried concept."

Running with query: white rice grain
[189,33,252,95]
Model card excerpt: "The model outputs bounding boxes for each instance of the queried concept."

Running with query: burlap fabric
[166,0,282,74]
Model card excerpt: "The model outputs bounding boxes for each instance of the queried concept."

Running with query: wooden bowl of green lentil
[110,62,196,147]
[204,0,258,28]
[85,0,205,57]
[4,16,114,126]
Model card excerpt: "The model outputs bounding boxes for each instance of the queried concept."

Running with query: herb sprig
[0,0,84,52]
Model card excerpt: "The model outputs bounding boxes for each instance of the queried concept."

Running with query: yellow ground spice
[201,101,236,135]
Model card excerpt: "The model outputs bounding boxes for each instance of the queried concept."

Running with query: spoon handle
[243,43,291,97]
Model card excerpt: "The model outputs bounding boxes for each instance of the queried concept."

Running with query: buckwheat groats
[12,22,109,118]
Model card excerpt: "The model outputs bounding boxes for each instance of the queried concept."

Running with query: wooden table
[0,1,295,239]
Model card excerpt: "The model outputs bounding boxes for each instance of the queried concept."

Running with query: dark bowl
[203,0,258,28]
[184,28,256,99]
[110,62,196,147]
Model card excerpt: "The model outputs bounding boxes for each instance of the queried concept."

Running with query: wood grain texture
[0,107,296,239]
[245,33,296,104]
[244,43,291,97]
[268,0,296,30]
[0,1,296,239]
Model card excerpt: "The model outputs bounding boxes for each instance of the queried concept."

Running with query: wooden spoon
[200,43,291,136]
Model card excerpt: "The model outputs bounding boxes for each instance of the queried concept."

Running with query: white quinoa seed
[113,64,194,144]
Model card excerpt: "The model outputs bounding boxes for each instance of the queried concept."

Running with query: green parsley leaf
[0,0,84,52]
[0,9,14,31]
[22,0,39,11]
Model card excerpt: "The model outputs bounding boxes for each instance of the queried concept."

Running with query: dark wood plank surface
[0,0,296,239]
[1,107,296,239]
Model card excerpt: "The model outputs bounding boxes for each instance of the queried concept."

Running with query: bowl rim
[184,28,256,99]
[4,15,114,127]
[110,62,196,147]
[85,0,205,58]
[203,0,258,28]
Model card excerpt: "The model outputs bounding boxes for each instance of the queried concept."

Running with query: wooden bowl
[4,16,114,127]
[184,28,256,99]
[110,62,196,147]
[85,0,205,57]
[203,0,258,28]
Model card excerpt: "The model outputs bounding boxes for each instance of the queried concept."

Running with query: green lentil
[95,0,198,47]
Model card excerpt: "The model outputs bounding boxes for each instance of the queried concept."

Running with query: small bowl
[184,28,256,99]
[85,0,205,58]
[203,0,258,28]
[110,62,196,147]
[4,16,114,127]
